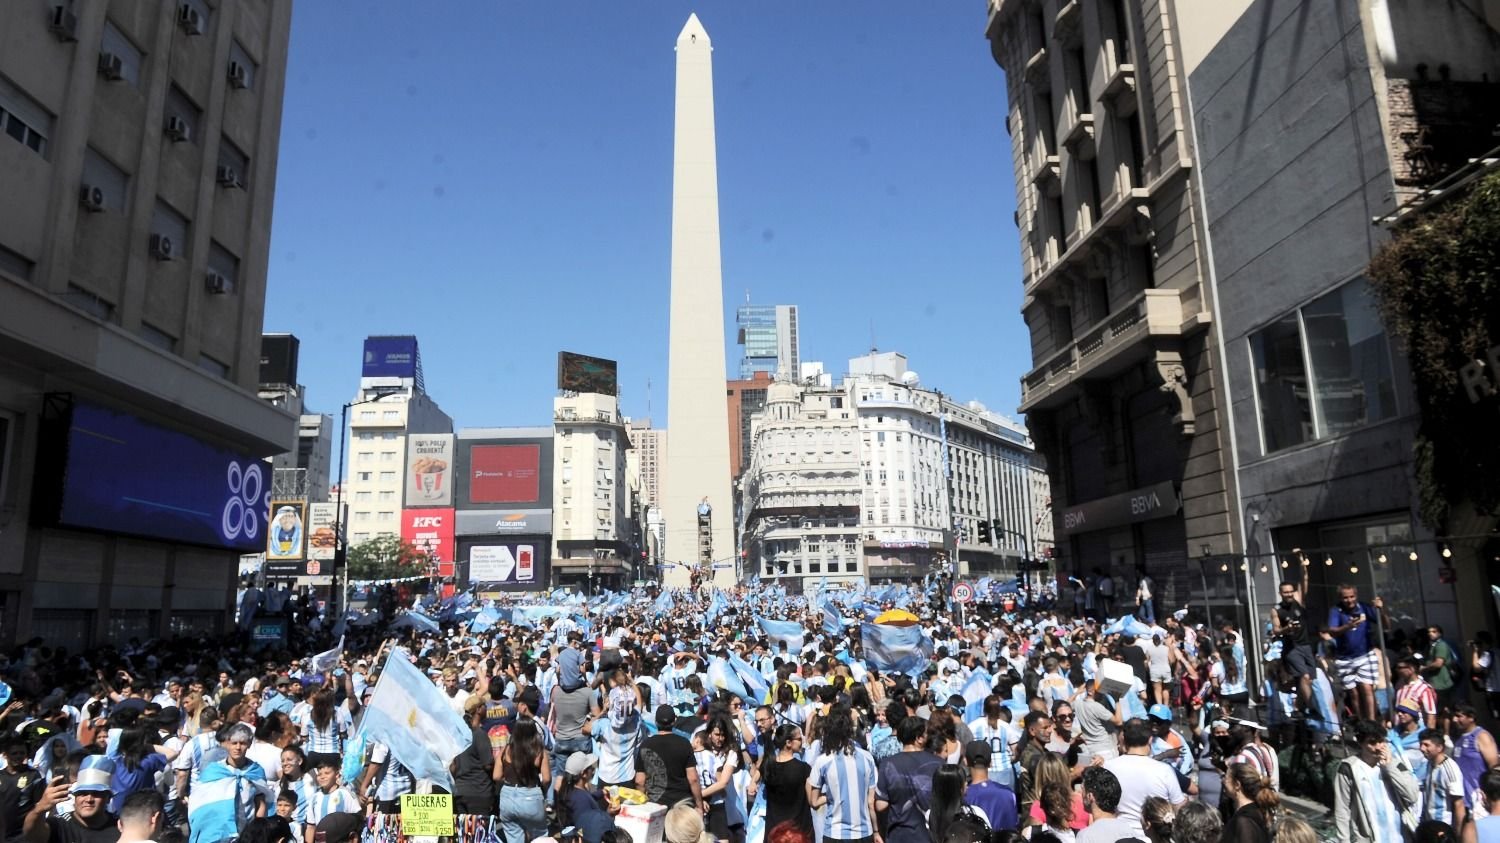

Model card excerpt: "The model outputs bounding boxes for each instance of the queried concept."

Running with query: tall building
[1171,0,1500,641]
[727,372,771,480]
[627,419,666,510]
[663,14,735,586]
[736,303,800,379]
[552,392,635,590]
[259,334,332,503]
[985,0,1236,612]
[344,337,452,546]
[0,0,294,646]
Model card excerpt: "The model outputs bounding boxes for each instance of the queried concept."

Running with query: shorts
[1282,643,1317,680]
[1334,650,1381,690]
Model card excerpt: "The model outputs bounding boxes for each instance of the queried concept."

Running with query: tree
[345,534,425,581]
[1366,169,1500,529]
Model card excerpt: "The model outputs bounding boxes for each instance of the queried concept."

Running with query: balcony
[1062,112,1095,160]
[1053,0,1082,47]
[1019,288,1186,412]
[1024,47,1049,89]
[1102,63,1137,117]
[1030,152,1061,197]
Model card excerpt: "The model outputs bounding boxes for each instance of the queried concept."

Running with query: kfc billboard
[405,434,454,507]
[400,508,455,576]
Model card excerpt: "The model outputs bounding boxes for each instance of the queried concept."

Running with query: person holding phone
[1324,585,1385,723]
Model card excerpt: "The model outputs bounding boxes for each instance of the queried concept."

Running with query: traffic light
[977,521,991,545]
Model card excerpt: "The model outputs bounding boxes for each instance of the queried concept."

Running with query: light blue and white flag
[309,637,343,675]
[706,590,728,626]
[392,610,439,635]
[653,590,675,615]
[822,604,843,640]
[860,622,933,676]
[961,669,993,722]
[360,647,471,789]
[707,657,751,701]
[756,617,805,652]
[187,761,275,843]
[728,652,771,703]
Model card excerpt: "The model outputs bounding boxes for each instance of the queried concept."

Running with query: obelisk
[663,14,735,588]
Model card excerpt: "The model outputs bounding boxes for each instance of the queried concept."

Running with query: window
[139,322,176,352]
[356,472,371,481]
[354,491,372,502]
[82,148,129,212]
[1251,278,1397,453]
[178,0,212,31]
[352,532,369,544]
[228,40,258,90]
[380,451,397,462]
[382,411,399,421]
[358,411,374,421]
[100,21,144,86]
[355,511,370,521]
[207,241,239,293]
[163,85,201,144]
[151,201,190,261]
[64,283,115,320]
[197,355,230,378]
[357,431,375,440]
[379,491,394,502]
[0,242,33,283]
[377,511,394,522]
[217,138,249,188]
[378,471,396,482]
[0,75,52,158]
[382,431,398,440]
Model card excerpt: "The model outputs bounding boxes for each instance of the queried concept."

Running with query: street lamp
[332,388,402,618]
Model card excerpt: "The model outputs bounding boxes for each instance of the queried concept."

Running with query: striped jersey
[304,785,361,829]
[967,718,1021,788]
[808,748,878,840]
[300,708,353,755]
[368,743,413,802]
[590,715,643,785]
[1424,756,1465,825]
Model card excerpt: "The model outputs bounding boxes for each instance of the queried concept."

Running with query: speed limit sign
[952,582,975,604]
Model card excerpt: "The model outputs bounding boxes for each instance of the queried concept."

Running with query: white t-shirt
[1103,753,1183,830]
[1076,816,1146,842]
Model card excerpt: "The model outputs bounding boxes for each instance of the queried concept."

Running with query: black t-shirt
[47,813,121,843]
[0,765,44,834]
[635,733,696,807]
[1120,643,1150,686]
[1277,599,1311,645]
[452,725,496,802]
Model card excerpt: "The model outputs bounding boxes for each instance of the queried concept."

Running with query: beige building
[344,385,451,545]
[553,392,634,588]
[0,0,294,646]
[626,419,666,511]
[985,0,1236,605]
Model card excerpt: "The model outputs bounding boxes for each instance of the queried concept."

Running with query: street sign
[952,582,975,604]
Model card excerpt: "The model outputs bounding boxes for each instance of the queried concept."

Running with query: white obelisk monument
[663,14,735,588]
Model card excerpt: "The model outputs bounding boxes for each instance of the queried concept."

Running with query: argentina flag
[860,622,933,676]
[360,647,472,789]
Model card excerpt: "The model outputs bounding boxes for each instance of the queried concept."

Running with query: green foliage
[1367,170,1500,529]
[345,534,424,581]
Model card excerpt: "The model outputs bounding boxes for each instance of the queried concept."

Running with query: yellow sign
[400,794,454,837]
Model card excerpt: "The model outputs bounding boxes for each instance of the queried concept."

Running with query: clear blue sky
[264,3,1025,429]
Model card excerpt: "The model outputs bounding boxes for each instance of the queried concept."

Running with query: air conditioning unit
[78,184,106,212]
[227,61,248,89]
[177,4,203,35]
[49,6,78,41]
[205,271,231,295]
[164,115,190,143]
[98,51,125,80]
[148,234,175,261]
[215,165,240,188]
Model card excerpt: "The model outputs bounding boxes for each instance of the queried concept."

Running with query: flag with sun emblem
[359,646,471,789]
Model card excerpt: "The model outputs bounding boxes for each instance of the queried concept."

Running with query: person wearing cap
[311,812,361,843]
[961,739,1017,833]
[1146,704,1196,794]
[24,755,118,843]
[555,752,617,843]
[257,677,295,720]
[1393,657,1438,730]
[1388,700,1430,781]
[633,706,703,814]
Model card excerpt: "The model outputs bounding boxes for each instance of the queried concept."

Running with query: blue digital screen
[57,402,270,551]
[362,336,418,378]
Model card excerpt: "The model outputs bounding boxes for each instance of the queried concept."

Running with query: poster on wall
[468,445,540,504]
[266,501,306,560]
[405,434,454,507]
[467,543,548,590]
[400,508,455,577]
[306,502,339,561]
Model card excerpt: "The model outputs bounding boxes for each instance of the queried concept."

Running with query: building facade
[553,392,636,590]
[727,372,771,481]
[1175,0,1500,638]
[985,0,1237,612]
[0,0,294,647]
[736,303,800,379]
[627,419,666,511]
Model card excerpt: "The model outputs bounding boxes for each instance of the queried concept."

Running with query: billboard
[465,541,549,590]
[468,445,540,504]
[36,400,269,552]
[404,434,454,507]
[306,502,340,561]
[267,501,306,560]
[362,336,419,378]
[454,509,552,536]
[258,334,299,387]
[557,351,618,396]
[401,508,455,576]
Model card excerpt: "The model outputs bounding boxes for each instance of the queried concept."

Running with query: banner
[467,543,548,590]
[756,617,805,653]
[361,647,470,789]
[401,508,455,576]
[307,502,339,561]
[405,434,454,507]
[860,622,933,677]
[267,501,306,561]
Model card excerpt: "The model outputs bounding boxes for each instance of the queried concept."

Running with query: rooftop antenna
[745,289,751,305]
[870,319,878,354]
[646,377,652,417]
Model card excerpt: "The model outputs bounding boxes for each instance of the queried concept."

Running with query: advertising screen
[404,434,454,507]
[468,445,540,504]
[557,351,618,396]
[400,508,455,577]
[362,336,419,378]
[259,335,299,387]
[45,401,270,552]
[266,501,306,560]
[306,502,340,561]
[465,541,549,591]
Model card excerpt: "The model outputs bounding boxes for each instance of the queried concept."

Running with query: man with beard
[23,756,119,843]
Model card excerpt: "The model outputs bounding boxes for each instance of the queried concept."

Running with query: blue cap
[72,755,115,794]
[1148,704,1173,722]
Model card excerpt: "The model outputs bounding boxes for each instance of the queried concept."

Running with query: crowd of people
[0,572,1498,843]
